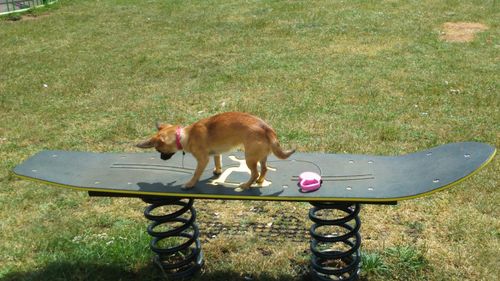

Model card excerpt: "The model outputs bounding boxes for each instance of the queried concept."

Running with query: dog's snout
[160,153,175,160]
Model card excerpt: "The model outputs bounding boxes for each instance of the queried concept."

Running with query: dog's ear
[155,121,172,131]
[155,121,163,131]
[136,138,156,149]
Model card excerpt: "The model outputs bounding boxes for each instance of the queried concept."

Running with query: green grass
[384,245,429,280]
[1,0,499,280]
[361,245,430,280]
[361,251,389,278]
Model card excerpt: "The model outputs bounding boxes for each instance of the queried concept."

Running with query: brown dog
[136,112,295,189]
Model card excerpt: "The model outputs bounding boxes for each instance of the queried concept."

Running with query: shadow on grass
[1,262,159,281]
[1,262,313,281]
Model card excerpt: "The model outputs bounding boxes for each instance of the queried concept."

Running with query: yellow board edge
[13,148,496,203]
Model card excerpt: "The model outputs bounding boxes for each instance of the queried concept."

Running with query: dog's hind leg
[256,156,268,184]
[239,158,259,189]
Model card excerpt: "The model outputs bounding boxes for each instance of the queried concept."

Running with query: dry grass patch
[439,22,489,42]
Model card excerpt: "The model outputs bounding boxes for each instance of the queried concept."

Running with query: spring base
[309,202,361,281]
[143,197,203,280]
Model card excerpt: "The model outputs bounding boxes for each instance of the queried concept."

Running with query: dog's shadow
[136,176,285,198]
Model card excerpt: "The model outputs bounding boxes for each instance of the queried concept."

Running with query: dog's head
[136,122,178,160]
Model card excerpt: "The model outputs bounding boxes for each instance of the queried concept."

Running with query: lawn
[0,0,498,280]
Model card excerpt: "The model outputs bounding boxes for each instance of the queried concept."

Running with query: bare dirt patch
[21,14,49,21]
[440,22,489,43]
[3,12,50,22]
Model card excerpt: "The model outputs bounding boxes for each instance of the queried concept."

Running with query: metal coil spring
[309,202,361,281]
[143,197,203,279]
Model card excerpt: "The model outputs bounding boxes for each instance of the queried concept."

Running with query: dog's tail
[267,130,295,159]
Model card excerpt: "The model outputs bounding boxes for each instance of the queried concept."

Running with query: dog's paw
[238,183,251,189]
[183,182,196,189]
[213,169,223,176]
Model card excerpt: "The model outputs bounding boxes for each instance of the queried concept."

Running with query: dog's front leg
[213,154,222,176]
[184,154,209,188]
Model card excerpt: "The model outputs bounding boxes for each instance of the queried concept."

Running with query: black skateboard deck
[13,142,495,203]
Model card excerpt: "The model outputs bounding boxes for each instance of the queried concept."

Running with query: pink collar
[175,126,183,150]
